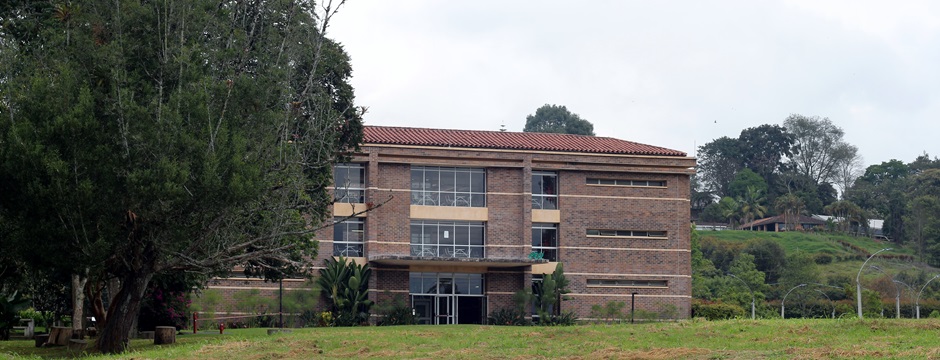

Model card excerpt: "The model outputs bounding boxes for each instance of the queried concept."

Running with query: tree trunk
[95,272,153,354]
[71,273,87,333]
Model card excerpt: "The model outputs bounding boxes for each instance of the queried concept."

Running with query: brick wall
[208,142,694,322]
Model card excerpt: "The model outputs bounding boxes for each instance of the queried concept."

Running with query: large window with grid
[410,166,486,207]
[532,223,558,261]
[532,171,558,209]
[333,217,364,257]
[410,220,485,258]
[334,163,365,203]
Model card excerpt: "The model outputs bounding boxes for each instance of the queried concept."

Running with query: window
[410,273,484,295]
[532,171,558,209]
[586,229,667,238]
[333,217,364,257]
[587,279,668,288]
[532,223,558,261]
[410,220,485,258]
[334,163,365,203]
[586,178,666,187]
[411,167,486,207]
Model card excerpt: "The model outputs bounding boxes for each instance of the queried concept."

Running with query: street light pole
[916,274,940,319]
[814,289,835,319]
[781,284,806,319]
[729,274,755,320]
[856,248,891,319]
[892,279,915,319]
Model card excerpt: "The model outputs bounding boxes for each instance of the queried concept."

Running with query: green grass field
[3,319,940,359]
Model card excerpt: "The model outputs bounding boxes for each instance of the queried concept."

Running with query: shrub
[317,257,373,326]
[375,294,416,326]
[692,300,745,320]
[590,301,626,324]
[315,311,334,327]
[814,253,834,265]
[658,303,679,320]
[488,308,530,326]
[138,286,191,331]
[539,311,577,326]
[631,309,660,323]
[930,310,940,319]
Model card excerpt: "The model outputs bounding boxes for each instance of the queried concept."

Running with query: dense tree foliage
[784,114,859,185]
[523,104,595,135]
[1,0,361,353]
[695,115,855,227]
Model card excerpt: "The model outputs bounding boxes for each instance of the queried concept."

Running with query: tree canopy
[523,104,595,135]
[0,0,361,353]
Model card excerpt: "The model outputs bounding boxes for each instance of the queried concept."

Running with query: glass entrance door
[436,296,455,324]
[411,272,486,325]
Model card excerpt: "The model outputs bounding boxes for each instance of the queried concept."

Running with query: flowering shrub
[138,286,191,331]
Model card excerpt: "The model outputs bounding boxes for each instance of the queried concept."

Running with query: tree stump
[154,326,176,345]
[48,326,73,346]
[34,334,49,348]
[68,339,88,352]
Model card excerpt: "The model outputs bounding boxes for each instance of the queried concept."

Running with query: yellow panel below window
[410,205,488,221]
[333,203,369,217]
[532,262,560,274]
[532,209,560,223]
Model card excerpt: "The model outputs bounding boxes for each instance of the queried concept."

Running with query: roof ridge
[362,125,687,157]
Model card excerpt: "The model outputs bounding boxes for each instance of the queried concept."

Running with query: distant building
[739,215,825,232]
[695,222,730,231]
[812,215,888,240]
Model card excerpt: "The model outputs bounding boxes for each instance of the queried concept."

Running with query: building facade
[330,126,694,323]
[210,125,695,323]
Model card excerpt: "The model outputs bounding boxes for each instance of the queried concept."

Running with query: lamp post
[781,284,806,319]
[856,248,891,319]
[892,279,915,319]
[814,289,835,319]
[916,274,940,319]
[729,274,755,320]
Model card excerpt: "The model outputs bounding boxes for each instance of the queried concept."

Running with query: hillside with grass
[693,229,940,319]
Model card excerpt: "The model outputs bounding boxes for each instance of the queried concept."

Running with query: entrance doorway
[410,273,486,325]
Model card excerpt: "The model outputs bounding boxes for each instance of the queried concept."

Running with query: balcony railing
[410,245,484,258]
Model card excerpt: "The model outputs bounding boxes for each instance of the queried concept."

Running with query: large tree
[0,0,361,353]
[696,137,743,198]
[783,114,858,185]
[523,104,595,135]
[737,124,795,184]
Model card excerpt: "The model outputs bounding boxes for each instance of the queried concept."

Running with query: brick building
[210,125,695,323]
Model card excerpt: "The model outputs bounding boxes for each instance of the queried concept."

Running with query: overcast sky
[329,1,940,167]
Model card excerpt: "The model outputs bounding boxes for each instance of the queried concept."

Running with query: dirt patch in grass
[583,347,712,360]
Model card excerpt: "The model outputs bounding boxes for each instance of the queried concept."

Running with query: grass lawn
[3,319,940,359]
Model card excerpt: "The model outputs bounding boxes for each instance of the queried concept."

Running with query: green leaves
[316,257,372,326]
[523,104,595,136]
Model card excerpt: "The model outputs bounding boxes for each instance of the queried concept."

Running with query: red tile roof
[363,126,687,156]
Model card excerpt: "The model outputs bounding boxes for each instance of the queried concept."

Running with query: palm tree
[737,186,767,230]
[774,193,805,231]
[718,197,740,229]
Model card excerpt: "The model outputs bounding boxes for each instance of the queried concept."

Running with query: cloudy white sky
[329,1,940,166]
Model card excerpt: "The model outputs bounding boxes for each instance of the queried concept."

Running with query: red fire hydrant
[219,322,225,334]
